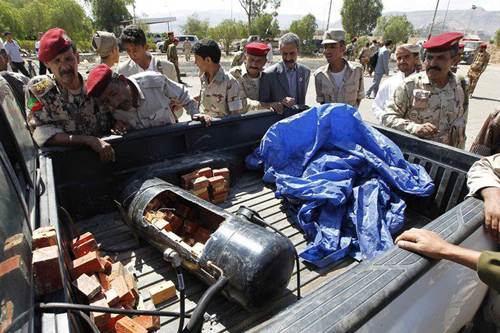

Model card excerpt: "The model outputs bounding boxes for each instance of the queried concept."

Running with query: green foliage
[341,0,383,37]
[238,0,281,31]
[289,14,317,42]
[374,15,414,44]
[209,19,246,55]
[17,40,36,52]
[250,13,279,39]
[90,0,132,34]
[496,29,500,47]
[0,1,23,36]
[182,15,210,39]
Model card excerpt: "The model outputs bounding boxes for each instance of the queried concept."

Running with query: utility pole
[132,2,136,24]
[326,0,333,30]
[427,0,440,39]
[441,0,451,31]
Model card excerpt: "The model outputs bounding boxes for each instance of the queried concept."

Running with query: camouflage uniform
[381,72,468,148]
[113,71,197,129]
[26,74,112,146]
[199,66,243,117]
[183,41,192,61]
[314,60,365,108]
[167,43,181,82]
[231,51,245,68]
[229,64,265,113]
[467,50,490,96]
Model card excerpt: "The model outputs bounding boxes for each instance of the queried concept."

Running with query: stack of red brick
[68,231,162,332]
[180,167,230,204]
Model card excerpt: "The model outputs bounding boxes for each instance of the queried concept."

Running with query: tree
[238,0,281,32]
[0,1,23,36]
[496,28,500,47]
[289,14,317,44]
[374,15,414,44]
[341,0,383,37]
[250,13,279,39]
[182,15,210,39]
[89,0,132,34]
[209,19,246,55]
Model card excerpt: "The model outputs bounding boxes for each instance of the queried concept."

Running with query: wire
[37,302,190,318]
[76,310,100,333]
[175,267,186,333]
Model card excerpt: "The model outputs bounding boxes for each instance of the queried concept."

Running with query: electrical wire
[175,267,186,333]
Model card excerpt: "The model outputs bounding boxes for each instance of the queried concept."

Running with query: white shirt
[372,71,406,123]
[35,40,40,55]
[266,43,273,64]
[329,66,347,88]
[4,40,23,63]
[0,38,4,50]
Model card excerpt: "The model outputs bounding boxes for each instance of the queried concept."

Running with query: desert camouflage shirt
[199,66,243,117]
[26,74,112,146]
[229,64,267,113]
[381,72,468,148]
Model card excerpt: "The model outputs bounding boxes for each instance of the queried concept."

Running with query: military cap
[322,29,346,45]
[244,42,270,56]
[86,64,113,97]
[423,32,464,52]
[92,31,118,58]
[39,28,73,63]
[480,43,488,49]
[398,43,420,54]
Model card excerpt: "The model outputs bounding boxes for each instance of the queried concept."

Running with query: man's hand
[193,95,201,102]
[86,137,115,162]
[481,187,500,242]
[192,114,212,127]
[281,97,296,108]
[111,120,128,135]
[414,122,438,138]
[270,102,284,114]
[395,228,450,260]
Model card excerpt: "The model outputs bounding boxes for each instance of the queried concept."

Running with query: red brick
[72,232,94,248]
[105,288,120,306]
[191,176,209,190]
[184,221,199,235]
[3,233,26,258]
[72,237,98,258]
[132,315,160,332]
[115,316,147,333]
[106,312,125,333]
[90,296,111,327]
[213,168,230,179]
[211,184,228,195]
[109,262,125,281]
[152,218,168,231]
[181,171,198,189]
[149,281,177,305]
[164,213,183,233]
[123,270,139,307]
[197,192,210,201]
[73,273,101,300]
[208,175,225,186]
[98,272,111,291]
[175,204,191,219]
[191,187,208,196]
[0,300,14,333]
[32,246,62,295]
[70,251,105,280]
[32,226,57,250]
[212,192,229,204]
[196,167,213,178]
[193,227,211,244]
[111,276,135,305]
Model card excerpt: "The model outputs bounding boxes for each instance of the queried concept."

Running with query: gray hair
[279,32,300,49]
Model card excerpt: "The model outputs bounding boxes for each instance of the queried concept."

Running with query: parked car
[157,35,199,53]
[462,39,483,65]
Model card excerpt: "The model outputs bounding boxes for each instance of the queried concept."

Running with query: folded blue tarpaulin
[246,104,435,267]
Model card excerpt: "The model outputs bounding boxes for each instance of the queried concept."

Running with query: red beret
[423,32,464,52]
[245,42,270,57]
[480,43,487,49]
[38,28,73,63]
[86,64,113,97]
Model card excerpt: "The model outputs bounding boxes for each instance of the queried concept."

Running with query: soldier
[229,42,284,113]
[194,39,243,117]
[372,43,420,122]
[117,25,177,83]
[183,39,192,62]
[86,64,210,131]
[314,29,364,108]
[92,31,120,68]
[467,43,490,97]
[381,32,468,148]
[358,42,371,74]
[26,28,114,161]
[167,38,182,83]
[470,108,500,156]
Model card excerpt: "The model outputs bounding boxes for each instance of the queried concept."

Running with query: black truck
[0,74,495,333]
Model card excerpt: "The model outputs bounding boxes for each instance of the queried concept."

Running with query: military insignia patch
[27,97,43,112]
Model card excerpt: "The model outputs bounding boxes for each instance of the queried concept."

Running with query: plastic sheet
[246,104,435,267]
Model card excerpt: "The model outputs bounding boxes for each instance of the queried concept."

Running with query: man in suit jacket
[366,39,392,98]
[259,32,311,107]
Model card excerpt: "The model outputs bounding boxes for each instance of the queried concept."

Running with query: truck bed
[76,171,430,332]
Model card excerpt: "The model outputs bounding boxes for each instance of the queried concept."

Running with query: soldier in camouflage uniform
[167,38,182,83]
[314,29,364,108]
[194,40,243,117]
[381,32,468,149]
[231,50,245,68]
[229,42,284,113]
[27,28,114,161]
[467,43,490,97]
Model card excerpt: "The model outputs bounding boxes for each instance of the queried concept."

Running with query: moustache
[60,69,74,76]
[426,66,441,72]
[284,59,295,63]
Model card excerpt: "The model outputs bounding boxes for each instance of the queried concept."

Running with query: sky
[131,0,500,25]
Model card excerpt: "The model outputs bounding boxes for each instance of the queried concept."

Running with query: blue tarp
[246,104,435,267]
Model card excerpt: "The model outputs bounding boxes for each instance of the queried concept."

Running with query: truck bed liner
[75,171,430,332]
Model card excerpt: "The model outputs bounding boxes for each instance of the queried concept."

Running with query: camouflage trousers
[467,70,483,96]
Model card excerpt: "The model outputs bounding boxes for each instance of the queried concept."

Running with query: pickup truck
[0,74,495,333]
